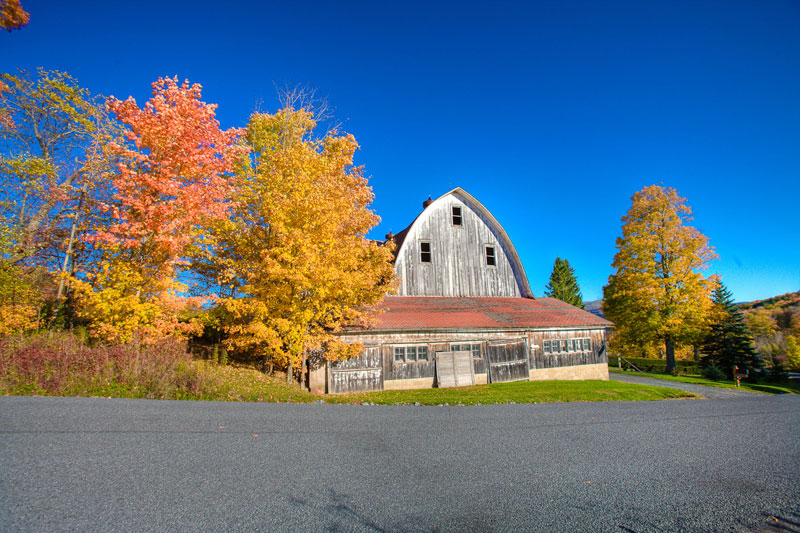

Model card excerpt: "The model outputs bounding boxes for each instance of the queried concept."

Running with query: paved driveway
[1,395,799,532]
[610,372,764,399]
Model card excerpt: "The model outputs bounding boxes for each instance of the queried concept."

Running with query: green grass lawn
[321,379,696,405]
[191,364,696,404]
[609,369,800,395]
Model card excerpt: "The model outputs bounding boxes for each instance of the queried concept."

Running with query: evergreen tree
[544,257,584,308]
[701,282,761,379]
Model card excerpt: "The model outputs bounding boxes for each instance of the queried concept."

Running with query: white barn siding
[395,192,528,297]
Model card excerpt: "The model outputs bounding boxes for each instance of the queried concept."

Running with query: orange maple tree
[1,0,29,32]
[76,77,247,343]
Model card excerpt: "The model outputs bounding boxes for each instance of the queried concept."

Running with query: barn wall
[327,327,608,392]
[528,329,608,369]
[395,194,524,297]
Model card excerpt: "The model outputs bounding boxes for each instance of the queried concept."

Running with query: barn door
[487,340,530,383]
[435,350,475,388]
[328,346,383,393]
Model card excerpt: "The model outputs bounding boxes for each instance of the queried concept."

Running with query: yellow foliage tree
[71,255,203,344]
[603,185,717,372]
[785,335,800,371]
[197,107,397,382]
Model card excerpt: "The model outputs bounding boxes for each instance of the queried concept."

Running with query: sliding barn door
[328,346,383,393]
[487,340,530,383]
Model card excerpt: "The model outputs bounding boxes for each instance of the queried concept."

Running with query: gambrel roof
[387,187,534,298]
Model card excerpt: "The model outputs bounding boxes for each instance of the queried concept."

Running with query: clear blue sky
[4,0,798,302]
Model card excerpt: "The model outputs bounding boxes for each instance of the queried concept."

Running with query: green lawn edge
[609,369,800,395]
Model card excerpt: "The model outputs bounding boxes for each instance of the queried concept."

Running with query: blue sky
[3,0,798,302]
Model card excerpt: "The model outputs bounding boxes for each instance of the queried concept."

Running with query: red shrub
[0,332,213,398]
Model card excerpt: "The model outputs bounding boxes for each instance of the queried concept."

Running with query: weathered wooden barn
[310,187,612,394]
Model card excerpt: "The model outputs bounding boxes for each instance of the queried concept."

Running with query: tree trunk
[287,362,293,384]
[665,336,676,374]
[301,351,308,391]
[56,187,86,302]
[693,345,699,362]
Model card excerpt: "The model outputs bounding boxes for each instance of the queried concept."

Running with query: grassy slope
[609,369,800,395]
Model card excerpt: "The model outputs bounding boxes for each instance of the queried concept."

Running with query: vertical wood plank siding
[487,341,530,383]
[529,329,608,369]
[327,328,608,392]
[395,195,524,297]
[328,347,383,394]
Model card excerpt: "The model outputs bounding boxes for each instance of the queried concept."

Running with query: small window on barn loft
[420,241,431,263]
[451,205,463,226]
[485,246,496,266]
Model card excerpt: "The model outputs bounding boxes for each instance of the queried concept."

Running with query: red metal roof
[364,297,613,330]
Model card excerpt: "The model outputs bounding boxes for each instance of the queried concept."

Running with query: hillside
[584,299,605,318]
[737,290,800,311]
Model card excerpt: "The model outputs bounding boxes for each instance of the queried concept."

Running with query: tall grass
[0,333,217,399]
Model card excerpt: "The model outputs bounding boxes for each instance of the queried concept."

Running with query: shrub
[701,364,726,381]
[0,332,218,399]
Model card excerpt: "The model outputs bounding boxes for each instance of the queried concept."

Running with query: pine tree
[701,282,761,379]
[544,257,584,309]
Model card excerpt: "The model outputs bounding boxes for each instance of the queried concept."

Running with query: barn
[309,187,612,394]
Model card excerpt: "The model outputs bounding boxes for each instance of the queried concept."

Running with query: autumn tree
[544,257,584,308]
[700,282,760,378]
[0,69,116,332]
[603,185,717,373]
[75,77,246,343]
[197,106,396,383]
[1,0,29,31]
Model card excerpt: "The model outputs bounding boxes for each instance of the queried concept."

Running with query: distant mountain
[584,299,605,318]
[581,291,800,321]
[737,290,800,311]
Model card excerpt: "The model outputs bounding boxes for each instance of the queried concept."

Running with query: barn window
[543,340,551,354]
[418,346,428,361]
[451,206,462,226]
[551,340,560,353]
[420,241,431,263]
[561,340,568,352]
[485,246,496,266]
[406,346,417,362]
[583,338,592,351]
[393,345,428,363]
[451,343,481,358]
